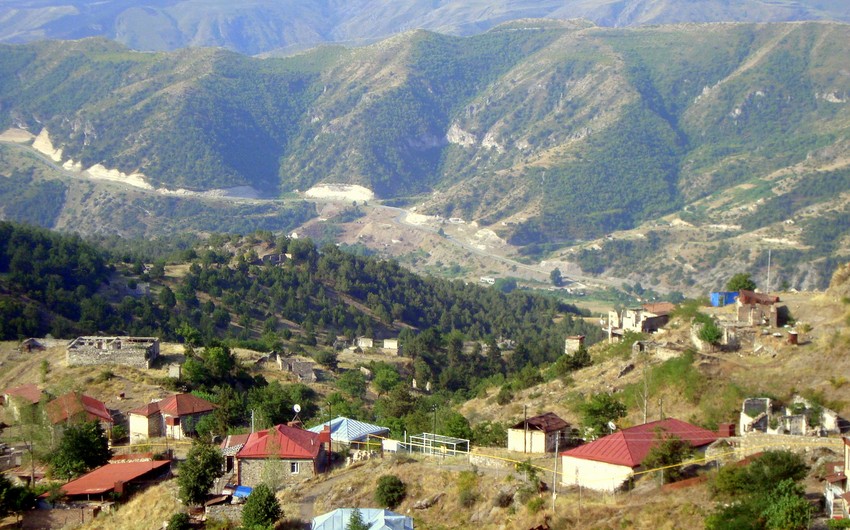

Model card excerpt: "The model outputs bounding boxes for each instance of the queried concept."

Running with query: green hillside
[2,21,850,287]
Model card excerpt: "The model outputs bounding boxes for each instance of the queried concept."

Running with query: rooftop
[2,383,43,405]
[561,418,718,468]
[46,392,112,425]
[128,393,216,417]
[59,460,170,496]
[237,424,323,460]
[510,412,569,433]
[307,417,389,443]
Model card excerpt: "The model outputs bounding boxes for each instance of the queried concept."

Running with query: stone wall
[237,457,316,488]
[66,337,159,369]
[206,503,244,522]
[706,434,843,463]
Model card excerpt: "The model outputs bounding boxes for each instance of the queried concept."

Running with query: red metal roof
[60,460,170,496]
[510,412,569,433]
[237,424,322,460]
[46,392,113,425]
[561,418,718,468]
[642,302,676,316]
[738,290,780,306]
[2,383,43,404]
[127,394,216,418]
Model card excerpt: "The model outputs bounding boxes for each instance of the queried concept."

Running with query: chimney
[717,422,735,437]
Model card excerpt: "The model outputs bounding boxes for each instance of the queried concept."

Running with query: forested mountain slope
[1,0,849,55]
[2,21,850,255]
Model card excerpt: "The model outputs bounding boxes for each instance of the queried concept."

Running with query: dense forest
[0,222,601,434]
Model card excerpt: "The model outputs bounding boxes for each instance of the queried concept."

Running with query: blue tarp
[710,291,738,307]
[233,486,253,498]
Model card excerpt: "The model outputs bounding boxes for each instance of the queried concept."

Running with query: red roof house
[560,418,718,492]
[128,394,216,442]
[46,392,113,427]
[2,383,44,420]
[235,424,326,487]
[58,460,171,499]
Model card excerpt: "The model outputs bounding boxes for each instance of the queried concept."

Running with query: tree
[50,421,111,479]
[347,507,369,530]
[726,273,756,292]
[375,475,406,509]
[641,432,694,483]
[580,393,627,439]
[241,483,282,529]
[337,370,368,399]
[762,479,811,530]
[550,268,562,286]
[0,475,36,521]
[373,367,401,395]
[178,441,224,505]
[698,318,723,346]
[314,350,339,371]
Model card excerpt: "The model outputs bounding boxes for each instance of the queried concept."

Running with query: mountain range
[2,1,850,55]
[1,20,850,289]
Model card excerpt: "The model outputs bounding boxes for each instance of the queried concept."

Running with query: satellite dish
[607,421,617,432]
[293,404,301,413]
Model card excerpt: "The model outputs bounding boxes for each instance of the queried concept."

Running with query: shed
[710,292,739,307]
[58,460,171,500]
[307,417,389,449]
[507,412,570,454]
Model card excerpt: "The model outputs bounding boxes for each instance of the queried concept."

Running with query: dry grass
[80,481,183,530]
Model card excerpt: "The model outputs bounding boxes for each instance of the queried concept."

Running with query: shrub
[493,490,513,508]
[526,496,545,513]
[241,483,282,529]
[375,475,406,509]
[166,512,191,530]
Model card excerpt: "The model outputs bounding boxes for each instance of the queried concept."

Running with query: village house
[382,338,399,352]
[356,337,374,349]
[1,383,44,420]
[605,302,675,342]
[507,412,571,454]
[46,392,113,436]
[560,418,718,492]
[234,423,329,487]
[824,437,850,519]
[128,393,216,442]
[739,396,844,436]
[66,336,160,369]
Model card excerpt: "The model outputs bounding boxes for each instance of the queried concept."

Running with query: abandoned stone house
[739,396,844,436]
[605,302,675,342]
[66,336,160,369]
[736,290,783,327]
[277,355,317,383]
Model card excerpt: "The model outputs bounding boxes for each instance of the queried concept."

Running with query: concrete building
[67,336,160,369]
[128,393,216,442]
[564,335,585,355]
[560,418,717,492]
[507,412,570,454]
[736,290,782,327]
[605,302,675,342]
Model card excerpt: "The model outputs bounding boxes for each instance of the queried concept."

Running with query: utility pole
[658,398,664,420]
[766,248,772,294]
[551,435,559,512]
[523,405,528,454]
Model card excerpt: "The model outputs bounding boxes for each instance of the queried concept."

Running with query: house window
[290,462,299,474]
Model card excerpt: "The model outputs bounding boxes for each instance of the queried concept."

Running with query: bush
[526,496,545,513]
[375,475,406,509]
[166,512,191,530]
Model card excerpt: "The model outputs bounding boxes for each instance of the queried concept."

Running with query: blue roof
[233,486,252,498]
[308,417,389,443]
[311,508,414,530]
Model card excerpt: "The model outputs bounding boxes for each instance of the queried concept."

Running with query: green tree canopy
[177,441,224,505]
[580,393,627,439]
[347,507,369,530]
[641,432,694,483]
[726,273,757,292]
[241,483,282,529]
[49,421,111,479]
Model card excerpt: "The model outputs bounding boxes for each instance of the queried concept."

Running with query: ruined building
[67,336,160,369]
